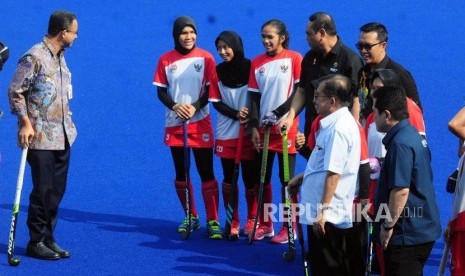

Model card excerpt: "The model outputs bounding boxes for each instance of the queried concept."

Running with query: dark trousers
[346,219,369,276]
[26,143,70,242]
[384,241,434,276]
[307,223,351,276]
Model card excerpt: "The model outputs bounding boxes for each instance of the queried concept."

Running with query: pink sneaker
[243,219,256,236]
[228,220,240,240]
[253,224,274,241]
[270,226,295,244]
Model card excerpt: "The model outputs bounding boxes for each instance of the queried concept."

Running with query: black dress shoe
[45,241,71,258]
[26,242,60,260]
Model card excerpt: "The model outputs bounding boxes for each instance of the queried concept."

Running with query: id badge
[68,84,73,100]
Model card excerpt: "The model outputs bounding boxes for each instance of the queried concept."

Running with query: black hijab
[215,31,251,88]
[172,16,196,55]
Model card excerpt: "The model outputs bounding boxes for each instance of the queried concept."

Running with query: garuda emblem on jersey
[169,64,177,72]
[281,65,288,73]
[202,133,210,142]
[194,64,203,72]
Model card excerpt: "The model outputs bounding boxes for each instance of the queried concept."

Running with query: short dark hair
[309,12,337,36]
[48,10,77,37]
[360,22,388,43]
[262,19,290,49]
[318,74,352,104]
[372,86,408,121]
[372,69,401,88]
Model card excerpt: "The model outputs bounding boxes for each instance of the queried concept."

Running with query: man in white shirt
[289,74,361,275]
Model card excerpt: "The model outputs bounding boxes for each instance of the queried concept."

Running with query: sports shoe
[207,220,223,239]
[228,220,240,240]
[253,224,274,241]
[271,226,296,244]
[178,215,200,233]
[243,219,256,236]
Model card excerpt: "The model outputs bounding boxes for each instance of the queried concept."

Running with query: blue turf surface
[0,1,464,275]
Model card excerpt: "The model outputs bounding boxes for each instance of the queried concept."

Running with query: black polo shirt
[298,38,362,158]
[358,55,421,118]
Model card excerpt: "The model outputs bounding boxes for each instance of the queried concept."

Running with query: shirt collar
[382,119,410,147]
[329,36,343,56]
[319,107,350,129]
[42,36,64,58]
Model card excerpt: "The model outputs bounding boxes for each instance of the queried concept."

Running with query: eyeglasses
[355,41,384,51]
[65,29,78,35]
[313,90,332,100]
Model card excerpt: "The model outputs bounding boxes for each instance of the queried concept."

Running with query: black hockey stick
[180,121,192,240]
[7,146,28,266]
[225,124,244,240]
[438,238,450,276]
[365,221,373,275]
[281,126,296,261]
[248,126,270,244]
[296,216,310,276]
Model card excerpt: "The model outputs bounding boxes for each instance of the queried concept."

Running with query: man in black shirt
[356,22,421,120]
[279,12,362,159]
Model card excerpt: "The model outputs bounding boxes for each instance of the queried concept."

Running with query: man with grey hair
[289,74,360,275]
[8,10,78,260]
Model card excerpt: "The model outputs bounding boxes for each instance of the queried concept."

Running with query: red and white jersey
[248,49,302,119]
[153,48,216,134]
[406,97,426,137]
[365,113,386,160]
[452,154,465,229]
[209,79,250,142]
[365,97,425,167]
[450,153,465,275]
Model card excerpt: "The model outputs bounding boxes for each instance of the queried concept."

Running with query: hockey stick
[281,126,296,261]
[7,146,28,266]
[296,215,310,276]
[438,240,450,276]
[248,126,270,244]
[365,221,373,275]
[225,124,245,240]
[180,121,192,240]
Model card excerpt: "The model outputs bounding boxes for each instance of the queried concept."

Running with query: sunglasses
[355,41,384,51]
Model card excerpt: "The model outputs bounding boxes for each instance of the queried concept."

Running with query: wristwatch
[382,222,394,231]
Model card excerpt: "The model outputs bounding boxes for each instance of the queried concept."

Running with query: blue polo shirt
[375,119,441,245]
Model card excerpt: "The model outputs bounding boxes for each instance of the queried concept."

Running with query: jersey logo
[259,67,265,75]
[165,134,170,141]
[194,64,203,72]
[330,62,338,73]
[280,65,289,73]
[216,145,223,153]
[202,133,210,142]
[169,64,177,72]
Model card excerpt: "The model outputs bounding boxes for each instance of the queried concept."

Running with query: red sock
[202,179,219,221]
[221,182,239,221]
[174,180,198,217]
[375,243,386,276]
[245,188,257,219]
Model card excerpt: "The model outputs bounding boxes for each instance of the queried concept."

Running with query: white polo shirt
[300,107,361,229]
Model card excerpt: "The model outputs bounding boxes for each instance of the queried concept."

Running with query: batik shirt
[8,37,77,150]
